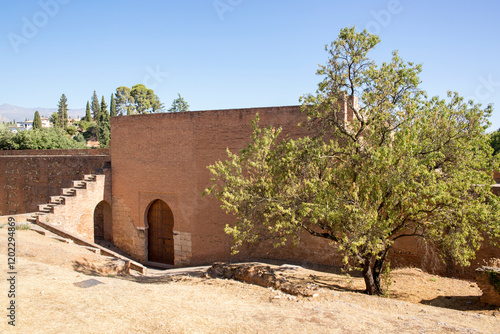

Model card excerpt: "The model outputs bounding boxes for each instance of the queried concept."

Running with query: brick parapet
[0,149,109,156]
[0,149,110,215]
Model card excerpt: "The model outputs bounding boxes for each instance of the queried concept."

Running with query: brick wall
[0,149,110,215]
[39,175,107,242]
[110,107,500,276]
[110,106,310,264]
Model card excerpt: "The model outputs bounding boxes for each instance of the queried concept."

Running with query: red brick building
[1,104,498,277]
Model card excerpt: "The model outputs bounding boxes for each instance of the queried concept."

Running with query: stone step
[48,235,74,244]
[72,180,87,189]
[83,174,96,182]
[30,224,53,236]
[77,245,101,254]
[50,196,65,205]
[28,212,46,222]
[35,219,147,275]
[37,204,54,213]
[144,261,175,270]
[62,188,77,196]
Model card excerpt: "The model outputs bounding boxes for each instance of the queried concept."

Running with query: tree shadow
[420,296,497,311]
[265,261,366,293]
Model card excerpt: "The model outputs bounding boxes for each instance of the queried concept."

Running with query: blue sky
[1,0,499,130]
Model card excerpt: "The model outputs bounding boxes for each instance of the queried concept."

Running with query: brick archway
[147,199,174,265]
[94,200,112,241]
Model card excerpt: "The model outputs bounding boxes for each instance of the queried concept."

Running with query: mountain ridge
[0,103,85,123]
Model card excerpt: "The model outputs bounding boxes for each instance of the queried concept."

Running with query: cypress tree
[110,93,117,117]
[91,91,100,121]
[33,111,42,130]
[97,96,111,147]
[57,94,69,128]
[84,101,92,122]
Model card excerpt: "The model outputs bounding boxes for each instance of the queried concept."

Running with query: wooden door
[147,200,174,264]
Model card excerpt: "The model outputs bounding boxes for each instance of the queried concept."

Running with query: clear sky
[1,0,499,130]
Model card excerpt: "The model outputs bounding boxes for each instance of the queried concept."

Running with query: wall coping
[0,149,109,157]
[110,105,302,124]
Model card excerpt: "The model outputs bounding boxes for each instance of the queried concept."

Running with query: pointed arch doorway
[147,199,174,265]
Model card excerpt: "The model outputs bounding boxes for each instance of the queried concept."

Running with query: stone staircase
[31,218,147,275]
[28,174,97,223]
[25,173,148,275]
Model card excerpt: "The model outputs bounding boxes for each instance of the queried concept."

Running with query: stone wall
[0,149,110,215]
[476,266,500,306]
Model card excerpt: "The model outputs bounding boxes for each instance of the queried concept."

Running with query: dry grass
[1,227,499,333]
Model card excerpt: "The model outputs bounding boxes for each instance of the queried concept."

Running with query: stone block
[476,266,500,306]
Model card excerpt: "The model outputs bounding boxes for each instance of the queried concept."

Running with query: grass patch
[15,222,32,230]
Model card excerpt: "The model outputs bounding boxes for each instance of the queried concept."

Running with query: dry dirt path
[0,228,499,333]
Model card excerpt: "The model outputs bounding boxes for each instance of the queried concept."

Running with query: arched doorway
[94,201,112,241]
[147,199,174,265]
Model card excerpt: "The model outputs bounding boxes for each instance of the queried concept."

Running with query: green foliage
[487,271,500,294]
[115,84,164,115]
[130,84,150,114]
[130,84,164,114]
[84,101,92,122]
[73,132,86,143]
[66,125,77,136]
[50,112,59,128]
[77,120,91,132]
[490,128,500,156]
[110,93,117,117]
[206,27,500,295]
[115,86,135,115]
[97,96,111,147]
[33,111,42,130]
[15,223,31,230]
[381,261,392,297]
[0,126,14,148]
[57,94,68,129]
[91,91,100,121]
[168,93,190,113]
[0,127,86,150]
[82,122,97,139]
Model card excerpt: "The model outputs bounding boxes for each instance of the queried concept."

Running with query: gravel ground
[0,227,499,333]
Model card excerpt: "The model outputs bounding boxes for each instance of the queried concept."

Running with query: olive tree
[206,27,500,295]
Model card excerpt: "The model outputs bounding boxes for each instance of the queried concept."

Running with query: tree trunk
[362,256,384,295]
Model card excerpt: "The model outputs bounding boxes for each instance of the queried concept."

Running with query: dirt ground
[0,227,499,333]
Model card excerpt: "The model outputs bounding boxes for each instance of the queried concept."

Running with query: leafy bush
[83,123,97,139]
[0,127,87,150]
[73,132,86,143]
[66,125,77,136]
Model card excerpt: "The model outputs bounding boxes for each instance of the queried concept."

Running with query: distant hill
[0,104,85,123]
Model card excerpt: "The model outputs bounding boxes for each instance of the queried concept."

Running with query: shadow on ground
[421,296,496,311]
